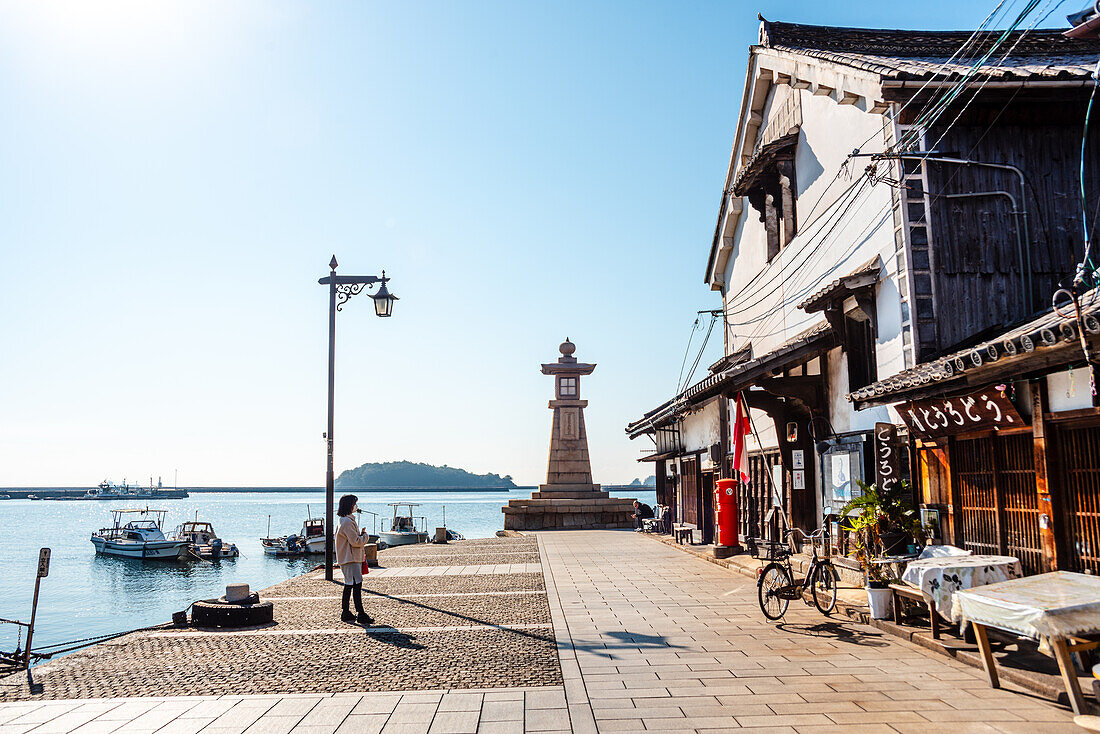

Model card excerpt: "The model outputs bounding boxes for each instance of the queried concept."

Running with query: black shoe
[341,610,356,623]
[356,612,375,626]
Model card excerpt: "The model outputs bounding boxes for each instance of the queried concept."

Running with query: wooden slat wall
[927,101,1100,354]
[1057,425,1100,574]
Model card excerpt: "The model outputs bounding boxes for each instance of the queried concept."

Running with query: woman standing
[335,494,375,625]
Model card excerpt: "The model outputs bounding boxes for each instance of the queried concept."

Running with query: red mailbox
[715,478,740,549]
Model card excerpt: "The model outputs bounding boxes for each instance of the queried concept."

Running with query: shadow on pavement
[777,620,890,647]
[363,628,425,650]
[570,629,687,655]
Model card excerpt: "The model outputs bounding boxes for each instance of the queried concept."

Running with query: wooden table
[955,571,1100,715]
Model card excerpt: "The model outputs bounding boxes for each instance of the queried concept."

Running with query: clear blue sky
[0,1,1070,487]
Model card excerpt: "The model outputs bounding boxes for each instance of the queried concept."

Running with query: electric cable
[675,317,701,394]
[679,312,719,392]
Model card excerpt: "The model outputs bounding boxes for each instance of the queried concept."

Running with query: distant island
[335,461,518,489]
[629,476,657,487]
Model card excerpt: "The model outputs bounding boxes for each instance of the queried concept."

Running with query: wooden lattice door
[681,457,699,526]
[741,452,782,541]
[1057,424,1100,574]
[951,434,1042,575]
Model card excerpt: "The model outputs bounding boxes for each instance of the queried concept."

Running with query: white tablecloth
[901,554,1023,622]
[954,571,1100,639]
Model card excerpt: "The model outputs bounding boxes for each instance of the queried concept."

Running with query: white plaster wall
[1048,369,1094,412]
[721,81,906,442]
[681,402,720,452]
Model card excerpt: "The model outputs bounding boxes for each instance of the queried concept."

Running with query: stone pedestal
[504,339,635,530]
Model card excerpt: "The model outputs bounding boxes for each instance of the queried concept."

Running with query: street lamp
[318,255,398,582]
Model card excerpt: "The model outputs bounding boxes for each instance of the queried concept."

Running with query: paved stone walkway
[0,530,1083,732]
[538,530,1081,733]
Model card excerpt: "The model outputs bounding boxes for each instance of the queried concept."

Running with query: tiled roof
[797,256,882,313]
[848,289,1100,407]
[626,321,835,438]
[759,18,1100,81]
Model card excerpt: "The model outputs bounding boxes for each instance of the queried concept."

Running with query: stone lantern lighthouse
[538,338,598,497]
[503,339,635,530]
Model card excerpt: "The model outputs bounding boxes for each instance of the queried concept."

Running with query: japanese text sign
[899,390,1025,440]
[874,422,901,492]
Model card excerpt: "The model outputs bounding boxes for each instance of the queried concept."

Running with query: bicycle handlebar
[785,527,827,541]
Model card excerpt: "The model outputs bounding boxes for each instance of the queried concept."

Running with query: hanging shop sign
[899,389,1025,440]
[874,422,901,493]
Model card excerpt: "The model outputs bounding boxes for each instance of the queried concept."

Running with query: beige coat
[335,515,367,565]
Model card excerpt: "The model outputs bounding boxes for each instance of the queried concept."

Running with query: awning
[626,321,836,439]
[636,449,684,463]
[849,289,1100,409]
[797,256,882,313]
[731,132,799,196]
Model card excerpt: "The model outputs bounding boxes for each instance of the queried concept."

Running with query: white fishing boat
[298,517,326,554]
[172,520,239,559]
[83,478,188,500]
[90,508,191,560]
[378,503,429,548]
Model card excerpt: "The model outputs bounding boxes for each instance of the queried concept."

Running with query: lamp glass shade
[372,281,397,317]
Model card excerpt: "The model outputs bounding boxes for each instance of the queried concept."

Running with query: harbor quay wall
[502,497,635,530]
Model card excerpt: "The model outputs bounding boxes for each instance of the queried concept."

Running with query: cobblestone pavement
[0,537,561,701]
[538,530,1081,733]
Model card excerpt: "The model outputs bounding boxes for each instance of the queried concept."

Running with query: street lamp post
[318,255,397,582]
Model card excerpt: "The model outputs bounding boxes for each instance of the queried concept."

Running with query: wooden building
[627,18,1100,553]
[851,297,1100,576]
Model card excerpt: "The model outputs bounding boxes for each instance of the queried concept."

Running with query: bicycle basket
[747,537,791,561]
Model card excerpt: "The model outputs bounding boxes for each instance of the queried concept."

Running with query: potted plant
[840,479,922,619]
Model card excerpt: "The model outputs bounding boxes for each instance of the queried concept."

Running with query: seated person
[632,500,654,530]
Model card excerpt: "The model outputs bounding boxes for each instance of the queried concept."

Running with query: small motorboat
[261,534,308,557]
[172,521,239,560]
[261,511,326,557]
[90,508,191,560]
[378,503,429,548]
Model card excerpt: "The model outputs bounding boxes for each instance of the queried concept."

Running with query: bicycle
[748,526,840,620]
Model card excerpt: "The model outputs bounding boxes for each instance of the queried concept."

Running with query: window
[559,377,577,397]
[745,158,797,262]
[845,313,877,392]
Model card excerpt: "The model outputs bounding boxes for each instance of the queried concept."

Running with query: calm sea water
[0,488,654,655]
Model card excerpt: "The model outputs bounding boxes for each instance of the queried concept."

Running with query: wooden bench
[890,582,941,639]
[673,523,696,545]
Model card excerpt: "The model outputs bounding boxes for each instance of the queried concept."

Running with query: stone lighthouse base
[502,495,636,531]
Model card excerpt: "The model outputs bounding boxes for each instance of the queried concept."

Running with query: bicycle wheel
[811,562,839,615]
[758,563,791,620]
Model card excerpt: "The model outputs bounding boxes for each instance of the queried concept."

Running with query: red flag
[731,393,751,484]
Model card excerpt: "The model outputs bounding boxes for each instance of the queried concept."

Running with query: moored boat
[83,479,189,500]
[90,508,191,560]
[261,512,327,557]
[172,520,239,559]
[378,503,428,548]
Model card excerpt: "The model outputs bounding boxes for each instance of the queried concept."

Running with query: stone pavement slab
[535,529,1081,733]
